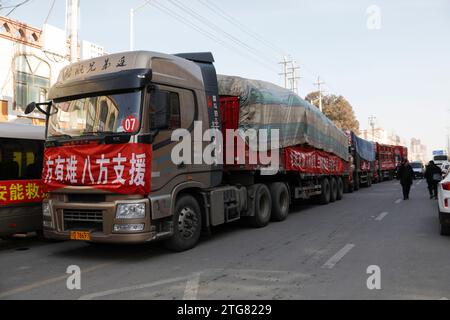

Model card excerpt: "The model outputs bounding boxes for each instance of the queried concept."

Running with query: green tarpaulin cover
[218,75,349,160]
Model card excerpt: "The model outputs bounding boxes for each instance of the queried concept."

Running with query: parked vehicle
[0,123,46,238]
[375,143,408,181]
[433,154,449,169]
[440,162,450,177]
[346,131,375,189]
[26,51,352,251]
[438,173,450,235]
[410,161,425,179]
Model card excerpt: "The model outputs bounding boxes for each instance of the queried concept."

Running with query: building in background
[360,126,408,147]
[0,14,104,125]
[410,138,428,163]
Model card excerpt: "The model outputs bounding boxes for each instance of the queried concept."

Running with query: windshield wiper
[50,134,73,139]
[81,131,116,136]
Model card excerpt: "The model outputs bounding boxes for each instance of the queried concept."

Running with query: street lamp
[130,0,151,51]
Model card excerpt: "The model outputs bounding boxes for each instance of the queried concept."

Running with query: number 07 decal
[122,115,139,133]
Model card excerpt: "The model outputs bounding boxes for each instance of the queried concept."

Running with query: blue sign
[433,150,445,156]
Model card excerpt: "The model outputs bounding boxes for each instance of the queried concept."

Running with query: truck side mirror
[24,101,53,116]
[25,102,36,115]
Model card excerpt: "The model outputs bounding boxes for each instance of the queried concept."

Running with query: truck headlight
[43,202,51,218]
[116,203,146,219]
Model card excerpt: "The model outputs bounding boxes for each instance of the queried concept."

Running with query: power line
[166,0,277,67]
[43,0,56,25]
[194,0,336,97]
[3,0,33,16]
[150,0,279,73]
[196,0,286,58]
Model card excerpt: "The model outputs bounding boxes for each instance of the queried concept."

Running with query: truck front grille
[64,209,103,231]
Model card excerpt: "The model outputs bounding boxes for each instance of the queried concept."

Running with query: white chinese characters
[44,153,147,187]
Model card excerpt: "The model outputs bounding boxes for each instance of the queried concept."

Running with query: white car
[438,174,450,235]
[441,162,450,177]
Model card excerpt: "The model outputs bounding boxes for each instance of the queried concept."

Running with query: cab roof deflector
[175,52,215,64]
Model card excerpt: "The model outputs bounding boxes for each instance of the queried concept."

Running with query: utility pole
[369,115,377,142]
[130,0,151,51]
[288,60,301,95]
[66,0,80,63]
[314,76,325,112]
[279,56,292,90]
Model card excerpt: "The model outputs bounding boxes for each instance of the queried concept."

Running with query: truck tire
[319,178,331,205]
[164,195,202,252]
[330,178,338,203]
[269,182,290,222]
[248,184,272,228]
[440,224,450,236]
[336,178,344,201]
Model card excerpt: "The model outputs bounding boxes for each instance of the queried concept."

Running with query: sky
[3,0,450,156]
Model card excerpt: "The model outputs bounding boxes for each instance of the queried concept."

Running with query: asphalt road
[1,180,449,300]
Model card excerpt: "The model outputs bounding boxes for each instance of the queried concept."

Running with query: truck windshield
[434,155,448,161]
[48,90,142,138]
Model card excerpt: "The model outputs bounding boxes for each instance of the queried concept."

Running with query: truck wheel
[248,184,272,228]
[319,178,331,205]
[164,195,202,252]
[330,178,338,203]
[440,224,450,236]
[269,182,290,222]
[336,178,344,201]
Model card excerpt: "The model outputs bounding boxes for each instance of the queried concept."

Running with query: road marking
[0,263,111,299]
[375,212,389,221]
[395,199,403,204]
[183,272,201,300]
[79,275,191,300]
[440,297,448,300]
[322,244,355,269]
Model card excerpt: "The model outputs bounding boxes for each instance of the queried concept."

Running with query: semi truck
[346,131,376,190]
[375,143,408,181]
[26,51,351,251]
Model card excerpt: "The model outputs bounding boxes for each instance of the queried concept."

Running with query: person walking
[425,161,442,199]
[398,159,414,200]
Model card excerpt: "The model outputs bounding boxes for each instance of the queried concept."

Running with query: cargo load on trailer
[346,131,376,189]
[217,75,349,160]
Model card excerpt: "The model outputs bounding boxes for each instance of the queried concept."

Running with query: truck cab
[34,51,227,250]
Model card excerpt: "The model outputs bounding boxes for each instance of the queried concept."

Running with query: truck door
[148,86,196,192]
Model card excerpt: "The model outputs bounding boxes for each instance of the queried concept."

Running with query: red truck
[375,143,408,181]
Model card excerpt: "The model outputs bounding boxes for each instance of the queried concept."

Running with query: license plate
[70,231,91,241]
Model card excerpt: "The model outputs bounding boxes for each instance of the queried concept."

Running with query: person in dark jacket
[398,160,414,200]
[425,161,442,199]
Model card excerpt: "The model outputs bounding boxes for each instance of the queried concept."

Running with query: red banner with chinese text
[43,143,152,195]
[0,180,47,206]
[285,147,348,175]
